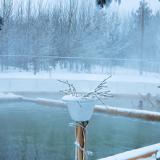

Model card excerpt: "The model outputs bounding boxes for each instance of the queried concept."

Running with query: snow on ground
[0,69,160,95]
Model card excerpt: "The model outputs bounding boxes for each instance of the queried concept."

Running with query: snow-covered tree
[0,0,159,73]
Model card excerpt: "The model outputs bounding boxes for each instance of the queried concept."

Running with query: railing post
[75,121,88,160]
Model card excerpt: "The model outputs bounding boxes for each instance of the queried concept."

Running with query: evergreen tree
[131,0,153,73]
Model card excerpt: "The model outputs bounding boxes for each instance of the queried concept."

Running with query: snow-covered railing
[22,98,160,121]
[95,105,160,121]
[0,93,23,101]
[22,97,66,108]
[98,143,160,160]
[1,94,160,122]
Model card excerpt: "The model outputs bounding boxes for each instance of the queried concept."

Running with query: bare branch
[58,75,112,105]
[57,79,78,96]
[84,75,111,99]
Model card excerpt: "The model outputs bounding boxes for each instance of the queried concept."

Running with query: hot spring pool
[0,101,160,160]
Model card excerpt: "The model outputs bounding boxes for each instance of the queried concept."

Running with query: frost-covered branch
[57,80,78,96]
[58,76,112,102]
[84,75,112,99]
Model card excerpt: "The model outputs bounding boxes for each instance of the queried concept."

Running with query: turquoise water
[0,101,160,160]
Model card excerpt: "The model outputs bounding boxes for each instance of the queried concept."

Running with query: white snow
[96,105,160,117]
[22,97,67,108]
[0,70,159,95]
[98,143,160,160]
[0,92,22,100]
[157,150,160,158]
[62,95,85,101]
[62,95,96,101]
[62,95,96,121]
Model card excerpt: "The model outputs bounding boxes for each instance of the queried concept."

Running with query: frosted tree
[151,12,160,72]
[155,12,160,60]
[0,0,13,70]
[0,0,159,73]
[132,0,152,73]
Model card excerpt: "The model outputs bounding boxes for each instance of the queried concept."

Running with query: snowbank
[0,71,160,95]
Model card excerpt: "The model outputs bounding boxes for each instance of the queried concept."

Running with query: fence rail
[0,55,160,75]
[98,143,160,160]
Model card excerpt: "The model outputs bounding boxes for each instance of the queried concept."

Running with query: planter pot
[62,95,95,122]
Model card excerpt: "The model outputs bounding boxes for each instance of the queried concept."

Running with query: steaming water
[0,101,160,160]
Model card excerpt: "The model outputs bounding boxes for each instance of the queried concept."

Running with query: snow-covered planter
[59,76,111,122]
[62,95,96,122]
[59,77,111,160]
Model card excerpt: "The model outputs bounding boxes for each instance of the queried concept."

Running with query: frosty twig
[58,80,78,96]
[84,75,112,99]
[58,75,112,100]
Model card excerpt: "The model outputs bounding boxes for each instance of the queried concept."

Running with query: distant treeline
[0,0,160,73]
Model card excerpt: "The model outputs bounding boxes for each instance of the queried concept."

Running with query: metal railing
[0,55,160,75]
